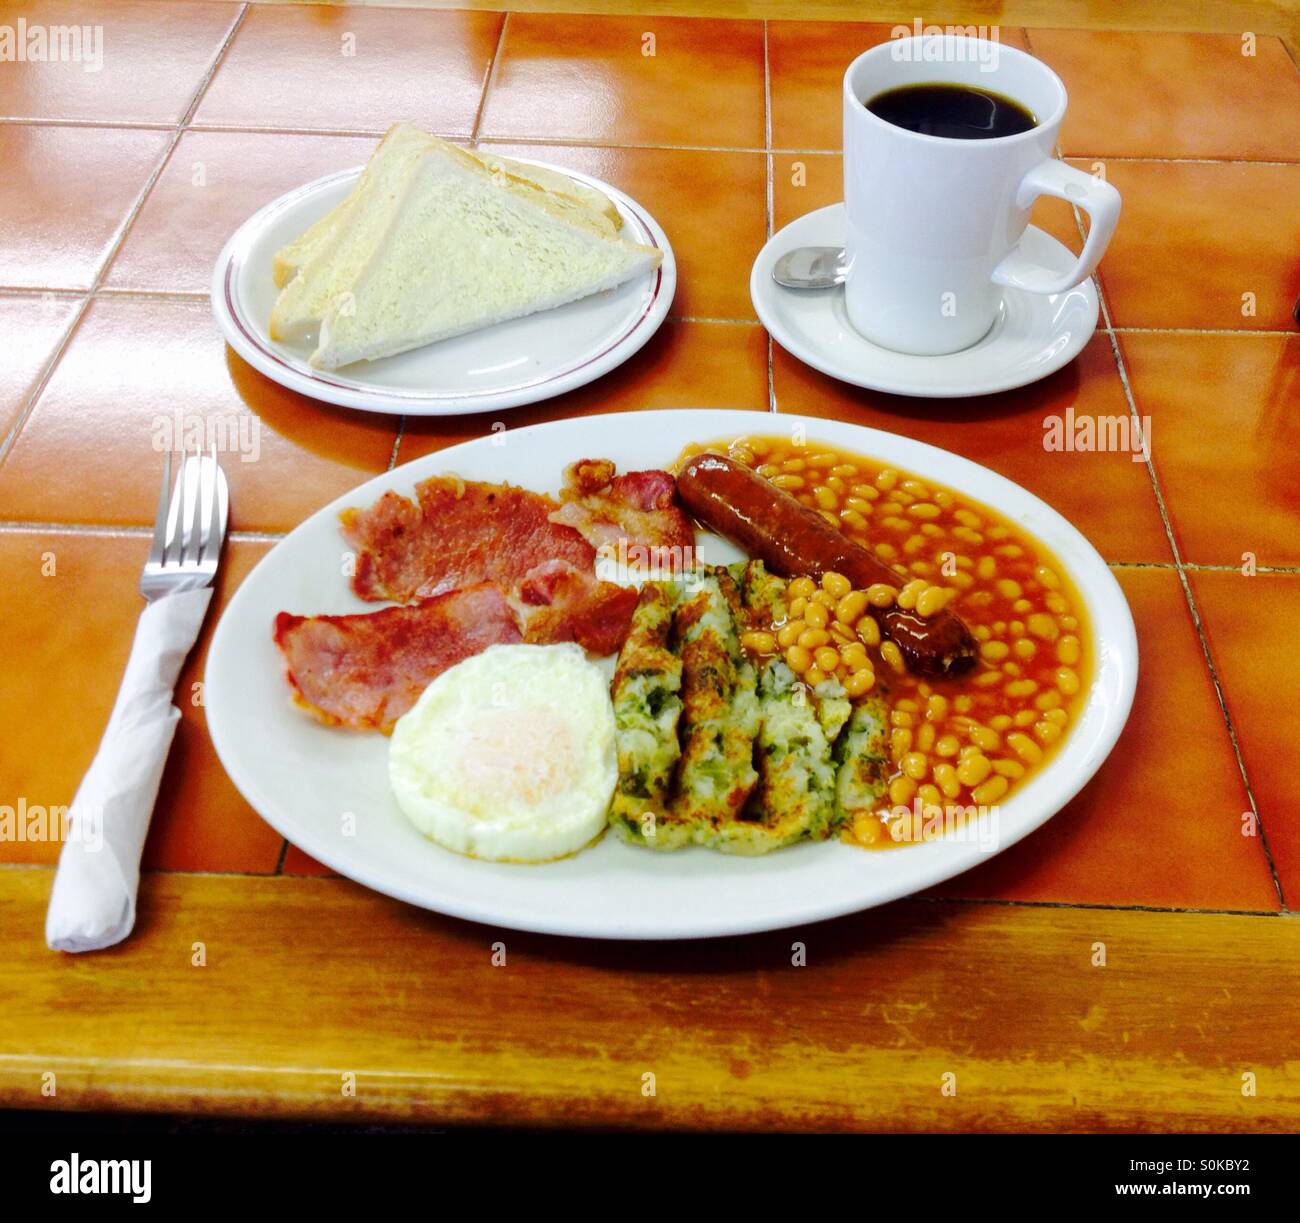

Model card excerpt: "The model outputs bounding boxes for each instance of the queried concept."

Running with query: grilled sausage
[676,452,977,678]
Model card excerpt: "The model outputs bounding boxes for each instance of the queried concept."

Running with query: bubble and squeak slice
[710,660,836,854]
[608,581,686,849]
[668,569,762,846]
[833,699,891,830]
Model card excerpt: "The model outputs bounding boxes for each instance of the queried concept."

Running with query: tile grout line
[53,288,212,303]
[478,135,783,155]
[167,5,250,136]
[0,288,85,300]
[3,519,1294,574]
[762,20,774,237]
[1169,555,1288,911]
[0,119,1294,168]
[1111,326,1299,337]
[668,315,758,326]
[1092,276,1288,912]
[3,284,1293,339]
[3,112,1298,167]
[4,114,1297,167]
[0,522,288,542]
[762,21,776,414]
[168,121,468,141]
[0,297,92,469]
[0,117,177,132]
[1105,560,1300,573]
[915,894,1288,919]
[45,293,765,328]
[1067,195,1287,909]
[386,418,405,472]
[1063,154,1299,167]
[469,10,509,146]
[1280,35,1300,74]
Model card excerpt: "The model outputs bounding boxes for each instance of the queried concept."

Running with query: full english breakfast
[272,436,1089,861]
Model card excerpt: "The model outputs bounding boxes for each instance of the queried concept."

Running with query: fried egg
[388,642,616,862]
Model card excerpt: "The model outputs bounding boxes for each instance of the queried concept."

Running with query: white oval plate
[205,409,1137,940]
[752,204,1098,398]
[210,162,675,416]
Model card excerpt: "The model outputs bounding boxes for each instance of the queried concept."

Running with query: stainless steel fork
[141,444,229,600]
[45,444,230,953]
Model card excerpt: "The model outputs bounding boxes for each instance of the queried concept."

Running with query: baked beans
[683,434,1090,848]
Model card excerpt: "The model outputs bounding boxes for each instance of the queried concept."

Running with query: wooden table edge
[2,868,1297,1131]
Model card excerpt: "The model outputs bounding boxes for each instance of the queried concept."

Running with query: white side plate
[211,162,676,416]
[205,410,1138,939]
[752,204,1099,399]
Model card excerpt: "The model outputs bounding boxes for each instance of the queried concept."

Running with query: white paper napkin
[46,587,214,953]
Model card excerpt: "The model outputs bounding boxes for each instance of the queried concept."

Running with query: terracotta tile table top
[1,5,1298,1133]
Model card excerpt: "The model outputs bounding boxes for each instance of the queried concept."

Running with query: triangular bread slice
[271,125,621,292]
[308,140,661,370]
[271,123,433,291]
[472,149,622,232]
[269,126,435,343]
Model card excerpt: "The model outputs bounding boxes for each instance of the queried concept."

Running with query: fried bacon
[515,559,639,656]
[273,567,637,730]
[549,460,695,570]
[340,476,595,603]
[273,583,522,732]
[276,461,694,731]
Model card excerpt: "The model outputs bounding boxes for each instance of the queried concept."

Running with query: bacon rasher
[275,461,695,730]
[340,476,594,604]
[549,459,695,570]
[273,583,523,733]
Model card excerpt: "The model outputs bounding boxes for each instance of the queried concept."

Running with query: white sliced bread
[271,125,621,292]
[268,127,434,342]
[309,141,661,370]
[472,150,622,232]
[271,123,433,290]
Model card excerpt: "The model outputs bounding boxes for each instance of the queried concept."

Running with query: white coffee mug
[842,35,1120,355]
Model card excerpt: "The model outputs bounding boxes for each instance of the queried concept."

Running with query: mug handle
[991,160,1121,296]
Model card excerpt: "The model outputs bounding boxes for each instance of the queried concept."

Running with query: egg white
[388,642,617,862]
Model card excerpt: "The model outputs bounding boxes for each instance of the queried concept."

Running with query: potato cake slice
[833,696,891,829]
[608,581,688,849]
[668,569,761,843]
[711,659,839,855]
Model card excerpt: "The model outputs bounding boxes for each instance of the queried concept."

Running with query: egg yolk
[448,705,581,815]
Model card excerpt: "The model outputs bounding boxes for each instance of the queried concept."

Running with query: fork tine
[198,443,217,564]
[148,450,172,567]
[187,441,205,567]
[164,450,181,557]
[177,444,196,567]
[218,451,229,543]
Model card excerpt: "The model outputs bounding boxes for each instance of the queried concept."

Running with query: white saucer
[751,204,1098,398]
[211,161,675,417]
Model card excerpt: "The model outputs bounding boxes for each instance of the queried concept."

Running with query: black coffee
[865,83,1036,140]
